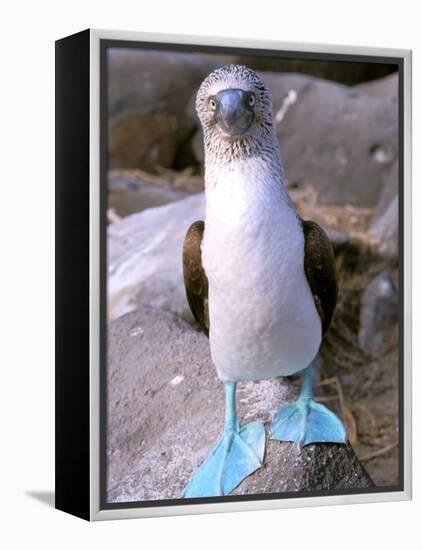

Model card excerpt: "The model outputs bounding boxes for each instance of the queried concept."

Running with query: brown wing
[302,220,338,336]
[182,221,209,337]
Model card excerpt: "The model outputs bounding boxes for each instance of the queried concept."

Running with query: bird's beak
[214,89,254,137]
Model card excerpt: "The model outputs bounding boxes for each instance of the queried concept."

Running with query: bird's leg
[300,363,314,401]
[223,381,240,432]
[183,381,265,498]
[270,362,347,446]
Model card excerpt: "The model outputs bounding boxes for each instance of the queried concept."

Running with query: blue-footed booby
[182,65,346,498]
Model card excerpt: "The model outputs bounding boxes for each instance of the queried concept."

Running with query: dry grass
[109,167,204,194]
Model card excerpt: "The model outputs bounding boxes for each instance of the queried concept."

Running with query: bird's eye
[248,93,256,107]
[209,97,217,111]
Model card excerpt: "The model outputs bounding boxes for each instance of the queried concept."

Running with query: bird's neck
[203,133,289,201]
[203,150,293,227]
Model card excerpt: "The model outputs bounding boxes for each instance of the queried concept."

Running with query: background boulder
[354,72,399,98]
[370,194,399,261]
[108,193,204,321]
[359,271,399,356]
[108,174,188,218]
[108,49,217,171]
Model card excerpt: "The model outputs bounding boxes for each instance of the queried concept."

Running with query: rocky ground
[106,50,400,500]
[107,307,373,502]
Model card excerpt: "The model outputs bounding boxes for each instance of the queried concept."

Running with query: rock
[108,49,215,121]
[191,129,204,170]
[359,271,399,356]
[372,160,398,219]
[107,307,373,503]
[108,174,189,217]
[108,111,182,172]
[266,72,398,208]
[108,49,216,171]
[321,226,350,255]
[192,72,398,208]
[371,193,399,261]
[108,193,205,322]
[354,73,399,99]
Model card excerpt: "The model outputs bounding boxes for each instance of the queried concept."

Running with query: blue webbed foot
[183,420,265,497]
[270,398,346,446]
[270,363,347,447]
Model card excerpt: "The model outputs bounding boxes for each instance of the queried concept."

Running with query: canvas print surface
[104,43,400,505]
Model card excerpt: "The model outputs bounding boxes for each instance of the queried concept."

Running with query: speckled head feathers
[196,65,273,132]
[196,65,279,166]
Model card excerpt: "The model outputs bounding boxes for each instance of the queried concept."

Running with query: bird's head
[196,65,275,155]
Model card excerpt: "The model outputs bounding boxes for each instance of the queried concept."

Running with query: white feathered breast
[202,156,322,382]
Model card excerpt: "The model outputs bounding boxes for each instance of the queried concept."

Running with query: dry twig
[360,441,398,461]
